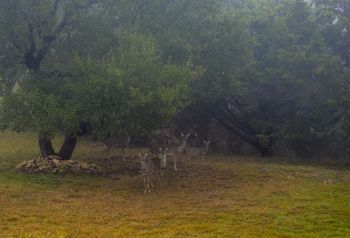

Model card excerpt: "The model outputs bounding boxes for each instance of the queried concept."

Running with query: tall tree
[191,0,347,156]
[0,1,200,160]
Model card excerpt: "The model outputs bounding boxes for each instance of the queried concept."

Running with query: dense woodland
[0,0,349,159]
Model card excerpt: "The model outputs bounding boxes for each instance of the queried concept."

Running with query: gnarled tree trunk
[38,122,91,160]
[38,133,79,160]
[58,133,77,160]
[38,135,56,157]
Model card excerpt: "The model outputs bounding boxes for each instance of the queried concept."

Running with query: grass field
[0,131,349,237]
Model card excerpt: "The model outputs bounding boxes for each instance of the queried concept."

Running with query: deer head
[178,132,190,153]
[181,132,191,142]
[203,139,212,147]
[138,153,148,164]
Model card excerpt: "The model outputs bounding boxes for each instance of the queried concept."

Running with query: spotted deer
[187,139,211,160]
[102,132,131,161]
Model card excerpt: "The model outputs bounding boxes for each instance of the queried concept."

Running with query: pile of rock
[14,155,100,174]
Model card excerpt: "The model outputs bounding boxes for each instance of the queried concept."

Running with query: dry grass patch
[0,131,349,237]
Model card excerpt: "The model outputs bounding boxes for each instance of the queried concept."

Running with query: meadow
[0,131,349,237]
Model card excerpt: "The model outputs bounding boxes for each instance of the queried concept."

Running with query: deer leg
[102,146,107,160]
[144,176,147,194]
[155,172,161,184]
[150,176,154,188]
[108,150,113,162]
[159,171,163,185]
[147,176,152,193]
[173,157,177,171]
[101,150,105,160]
[122,147,126,161]
[104,148,112,162]
[102,149,111,162]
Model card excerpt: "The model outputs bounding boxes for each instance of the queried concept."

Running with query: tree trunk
[58,133,77,160]
[38,135,56,157]
[38,122,90,160]
[256,138,274,157]
[259,138,274,157]
[267,137,274,156]
[210,111,275,157]
[38,133,77,160]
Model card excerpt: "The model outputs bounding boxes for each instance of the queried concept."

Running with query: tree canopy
[0,0,349,158]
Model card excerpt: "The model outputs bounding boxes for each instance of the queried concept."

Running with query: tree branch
[10,31,23,53]
[74,0,100,10]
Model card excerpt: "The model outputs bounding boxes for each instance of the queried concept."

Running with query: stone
[14,156,101,175]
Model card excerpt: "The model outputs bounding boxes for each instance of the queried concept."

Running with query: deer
[186,139,211,160]
[148,136,168,159]
[138,151,167,193]
[139,153,153,194]
[102,131,131,161]
[157,147,168,176]
[166,132,191,171]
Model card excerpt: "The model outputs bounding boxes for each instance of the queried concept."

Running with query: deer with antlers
[165,132,191,171]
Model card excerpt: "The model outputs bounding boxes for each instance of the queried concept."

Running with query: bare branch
[74,0,100,10]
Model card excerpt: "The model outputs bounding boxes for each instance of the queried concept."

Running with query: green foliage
[71,32,200,139]
[177,0,350,156]
[0,32,200,139]
[0,0,350,156]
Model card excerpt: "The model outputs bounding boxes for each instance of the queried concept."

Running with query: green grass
[0,131,349,237]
